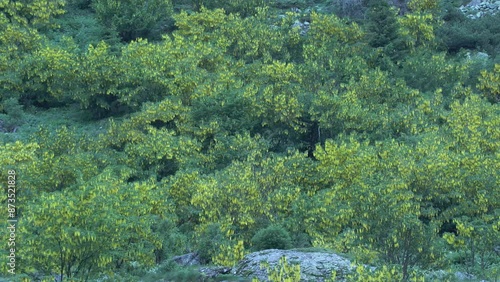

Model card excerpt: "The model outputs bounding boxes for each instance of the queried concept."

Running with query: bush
[152,219,188,263]
[251,225,292,251]
[365,0,399,48]
[0,98,25,133]
[437,13,500,55]
[272,0,307,9]
[159,266,204,282]
[328,0,367,19]
[197,223,228,263]
[189,0,266,17]
[66,0,93,9]
[92,0,174,41]
[49,9,121,51]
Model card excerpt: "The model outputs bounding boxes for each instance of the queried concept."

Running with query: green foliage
[251,225,292,251]
[347,265,425,281]
[160,266,205,281]
[478,63,500,103]
[191,160,269,232]
[437,13,500,55]
[23,126,101,193]
[301,11,366,92]
[364,0,408,62]
[272,0,307,9]
[396,50,469,95]
[0,0,56,104]
[66,0,93,9]
[408,0,440,14]
[20,37,79,107]
[2,0,500,280]
[260,256,301,282]
[213,239,246,267]
[48,8,121,50]
[0,0,65,29]
[18,167,171,280]
[152,219,188,262]
[0,141,39,183]
[310,67,422,140]
[444,216,500,280]
[308,135,457,277]
[0,97,25,132]
[92,0,173,41]
[366,0,399,48]
[328,0,366,19]
[398,12,437,50]
[190,0,266,17]
[196,223,229,264]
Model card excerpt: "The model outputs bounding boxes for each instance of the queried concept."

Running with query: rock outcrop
[172,252,201,266]
[232,249,355,281]
[459,0,500,19]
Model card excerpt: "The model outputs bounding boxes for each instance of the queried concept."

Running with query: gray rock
[172,252,201,266]
[476,51,489,59]
[467,0,481,7]
[455,271,475,280]
[461,0,500,17]
[465,51,489,61]
[233,249,355,281]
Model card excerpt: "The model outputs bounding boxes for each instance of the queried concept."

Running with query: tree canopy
[0,0,499,281]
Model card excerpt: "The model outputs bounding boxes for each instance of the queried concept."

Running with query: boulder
[233,249,355,281]
[476,52,489,59]
[172,252,201,266]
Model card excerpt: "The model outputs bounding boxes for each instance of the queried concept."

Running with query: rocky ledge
[459,0,500,19]
[232,249,354,281]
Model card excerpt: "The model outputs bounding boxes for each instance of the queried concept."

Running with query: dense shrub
[328,0,367,19]
[251,225,293,251]
[197,223,228,263]
[152,219,188,263]
[92,0,174,41]
[48,9,121,51]
[0,98,25,133]
[272,0,307,9]
[66,0,93,9]
[186,0,267,16]
[366,0,400,48]
[438,13,500,55]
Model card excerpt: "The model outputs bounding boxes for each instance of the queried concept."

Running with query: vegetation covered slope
[0,0,499,281]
